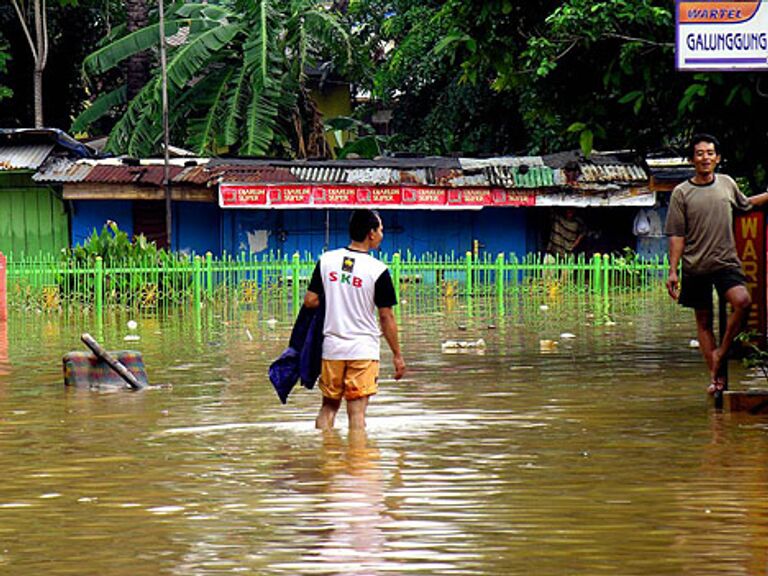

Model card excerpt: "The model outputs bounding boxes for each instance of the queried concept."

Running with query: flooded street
[3,293,768,575]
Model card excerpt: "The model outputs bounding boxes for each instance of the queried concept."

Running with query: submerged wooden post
[714,294,729,409]
[80,333,146,390]
[0,251,6,322]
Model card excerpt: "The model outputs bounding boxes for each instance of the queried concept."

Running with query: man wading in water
[304,209,406,429]
[665,134,768,393]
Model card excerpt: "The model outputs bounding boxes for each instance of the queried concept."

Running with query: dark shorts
[679,267,747,310]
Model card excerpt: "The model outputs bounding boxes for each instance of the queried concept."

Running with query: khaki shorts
[319,359,379,401]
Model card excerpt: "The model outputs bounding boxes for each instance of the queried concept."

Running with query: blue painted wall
[70,200,532,258]
[70,200,133,246]
[175,201,220,255]
[224,208,530,258]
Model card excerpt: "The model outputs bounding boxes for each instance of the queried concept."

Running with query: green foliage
[0,36,11,102]
[64,221,179,267]
[736,331,768,384]
[325,116,387,158]
[73,0,353,157]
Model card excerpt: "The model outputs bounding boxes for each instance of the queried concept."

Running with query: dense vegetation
[1,0,767,188]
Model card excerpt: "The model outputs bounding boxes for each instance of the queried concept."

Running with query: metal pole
[715,294,728,409]
[158,0,172,250]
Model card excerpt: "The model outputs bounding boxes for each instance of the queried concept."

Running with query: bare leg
[316,396,342,430]
[346,396,370,430]
[711,285,751,382]
[694,308,716,376]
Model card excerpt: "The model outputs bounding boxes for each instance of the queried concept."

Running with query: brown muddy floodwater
[2,292,768,575]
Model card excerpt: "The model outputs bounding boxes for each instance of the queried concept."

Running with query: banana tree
[73,0,351,157]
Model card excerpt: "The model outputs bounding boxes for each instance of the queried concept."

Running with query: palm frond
[71,85,127,133]
[166,23,242,90]
[176,3,233,21]
[185,68,235,154]
[242,76,281,156]
[303,9,352,67]
[83,19,194,77]
[222,62,251,146]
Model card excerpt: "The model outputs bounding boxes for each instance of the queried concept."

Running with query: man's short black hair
[349,209,381,242]
[689,133,720,158]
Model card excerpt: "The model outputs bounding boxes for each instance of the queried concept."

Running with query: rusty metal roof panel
[290,166,348,183]
[211,165,297,183]
[172,164,211,185]
[82,164,184,185]
[345,168,398,185]
[83,165,142,184]
[0,144,55,170]
[33,158,94,182]
[580,163,647,183]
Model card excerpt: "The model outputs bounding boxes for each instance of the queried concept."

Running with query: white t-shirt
[308,248,397,360]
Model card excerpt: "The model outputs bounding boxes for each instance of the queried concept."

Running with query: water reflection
[278,430,390,575]
[5,293,768,574]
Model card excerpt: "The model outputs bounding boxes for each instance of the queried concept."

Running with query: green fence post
[591,253,601,295]
[292,252,301,315]
[94,256,103,320]
[392,252,401,303]
[194,255,202,314]
[603,253,611,296]
[465,251,473,298]
[205,251,213,300]
[495,252,505,316]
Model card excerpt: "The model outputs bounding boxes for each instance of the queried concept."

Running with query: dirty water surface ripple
[2,293,768,575]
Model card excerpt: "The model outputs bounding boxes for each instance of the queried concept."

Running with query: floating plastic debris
[123,334,141,342]
[689,339,700,348]
[539,304,549,311]
[127,320,138,330]
[266,318,278,329]
[441,338,486,354]
[539,339,558,352]
[245,328,254,341]
[559,332,576,339]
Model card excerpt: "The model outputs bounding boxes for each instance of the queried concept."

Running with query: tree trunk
[33,67,43,127]
[125,0,150,99]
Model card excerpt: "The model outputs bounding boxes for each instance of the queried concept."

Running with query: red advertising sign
[313,186,357,205]
[219,183,538,209]
[491,189,536,206]
[220,184,267,206]
[268,186,312,205]
[735,211,766,345]
[401,186,446,205]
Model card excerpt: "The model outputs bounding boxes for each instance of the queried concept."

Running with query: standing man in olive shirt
[665,134,768,393]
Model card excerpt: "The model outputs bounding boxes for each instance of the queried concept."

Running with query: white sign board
[676,0,768,70]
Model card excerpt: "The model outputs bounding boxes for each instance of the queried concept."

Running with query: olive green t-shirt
[664,174,751,274]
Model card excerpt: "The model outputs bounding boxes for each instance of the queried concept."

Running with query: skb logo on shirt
[329,270,363,288]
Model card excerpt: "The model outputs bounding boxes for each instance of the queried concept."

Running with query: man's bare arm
[379,307,406,380]
[666,236,685,300]
[749,192,768,207]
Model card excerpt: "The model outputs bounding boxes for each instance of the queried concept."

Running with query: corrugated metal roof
[173,164,210,185]
[30,153,651,191]
[579,163,646,183]
[33,157,93,182]
[290,166,348,183]
[0,144,55,170]
[82,164,185,185]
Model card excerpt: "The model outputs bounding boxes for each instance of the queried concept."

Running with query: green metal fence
[4,251,668,316]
